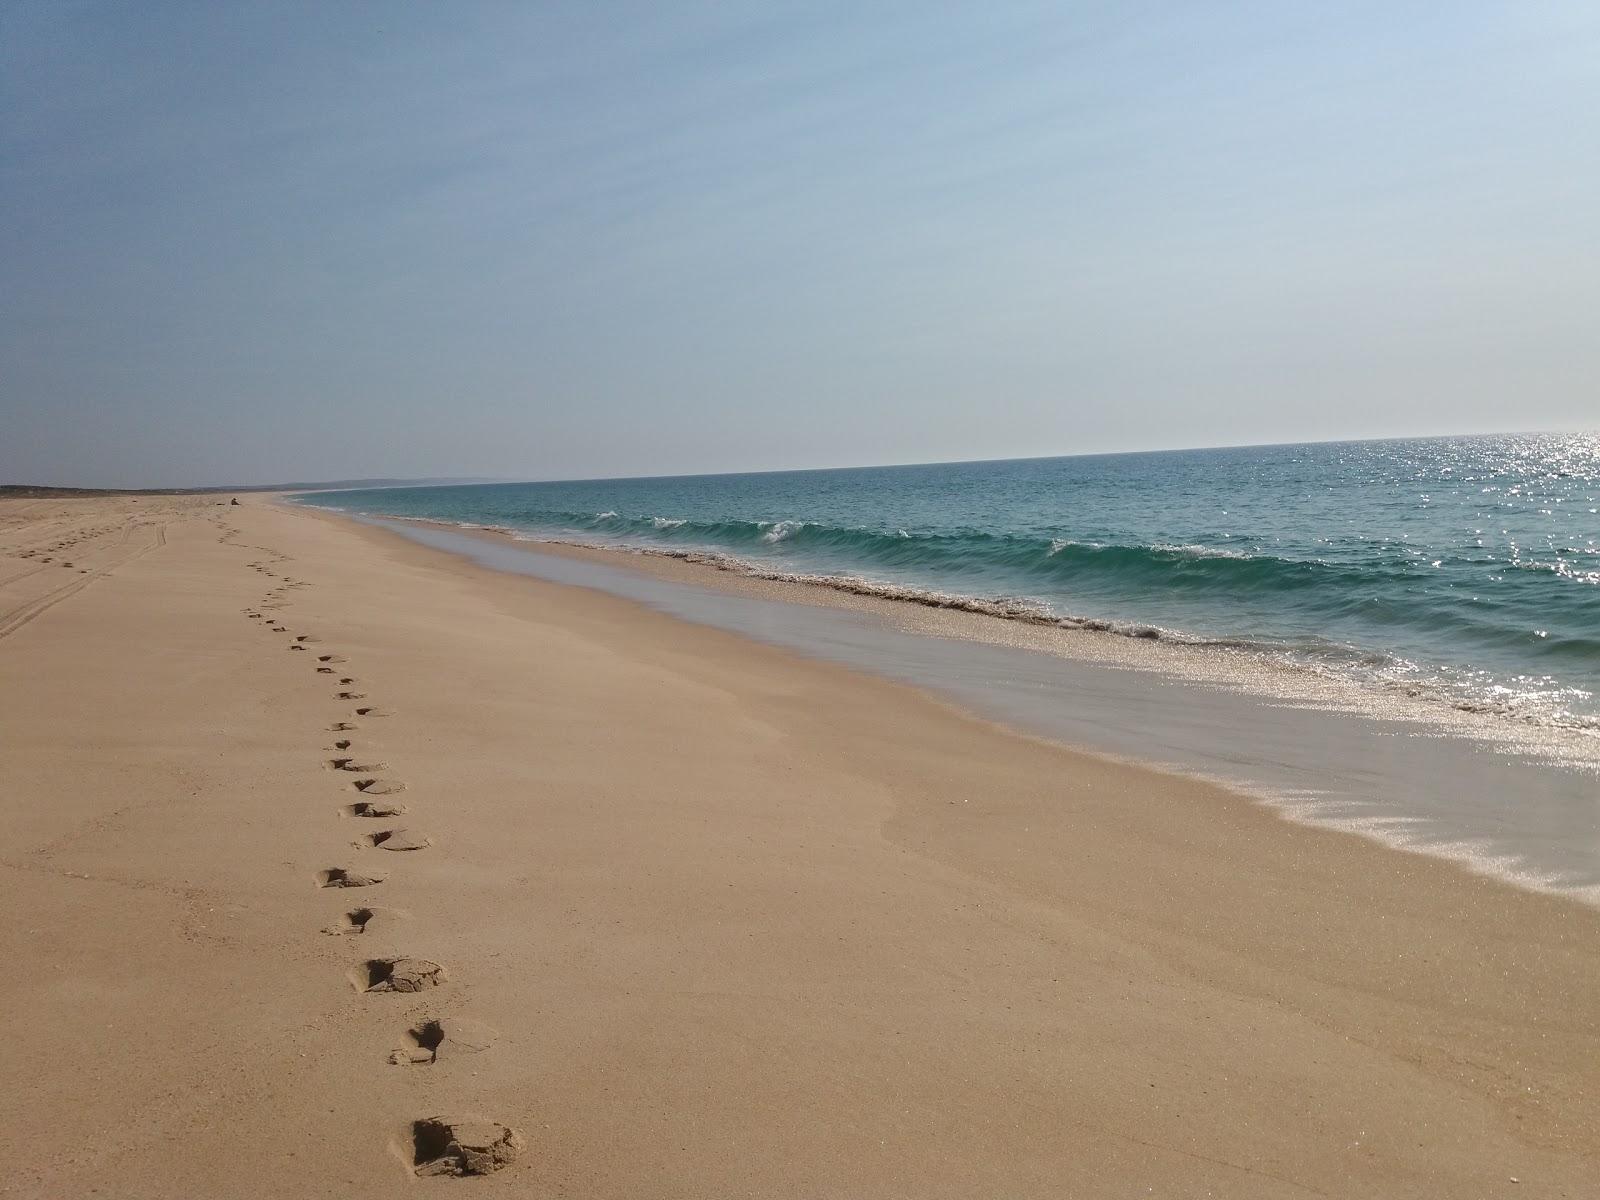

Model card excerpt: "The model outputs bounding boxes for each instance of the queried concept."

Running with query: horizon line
[292,426,1590,495]
[7,426,1590,494]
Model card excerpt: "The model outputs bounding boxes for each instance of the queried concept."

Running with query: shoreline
[323,506,1600,907]
[304,506,1600,757]
[5,492,1599,1196]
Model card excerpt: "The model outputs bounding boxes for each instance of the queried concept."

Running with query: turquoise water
[302,434,1600,732]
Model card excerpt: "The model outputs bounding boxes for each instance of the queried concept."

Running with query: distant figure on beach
[230,497,240,505]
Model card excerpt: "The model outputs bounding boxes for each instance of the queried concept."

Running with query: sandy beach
[2,492,1597,1198]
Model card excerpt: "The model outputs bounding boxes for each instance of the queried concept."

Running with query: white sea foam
[761,520,805,544]
[1150,542,1258,560]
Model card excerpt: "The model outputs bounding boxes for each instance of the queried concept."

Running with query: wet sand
[1,493,1597,1197]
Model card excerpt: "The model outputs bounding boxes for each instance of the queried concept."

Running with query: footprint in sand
[365,829,430,851]
[316,666,336,674]
[337,691,367,700]
[345,799,407,818]
[329,738,353,750]
[318,654,347,663]
[353,778,405,795]
[328,757,387,772]
[322,907,384,936]
[409,1118,523,1177]
[318,867,385,888]
[295,635,319,644]
[389,1017,497,1065]
[359,957,445,993]
[355,706,393,718]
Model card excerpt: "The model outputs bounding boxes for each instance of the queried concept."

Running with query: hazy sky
[3,2,1596,487]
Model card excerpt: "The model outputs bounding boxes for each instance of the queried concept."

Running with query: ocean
[302,433,1600,735]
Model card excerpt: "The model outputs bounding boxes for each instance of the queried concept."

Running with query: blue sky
[2,1,1596,486]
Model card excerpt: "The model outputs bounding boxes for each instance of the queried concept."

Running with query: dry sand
[1,493,1596,1198]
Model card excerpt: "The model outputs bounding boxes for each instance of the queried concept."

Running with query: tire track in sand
[0,521,168,643]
